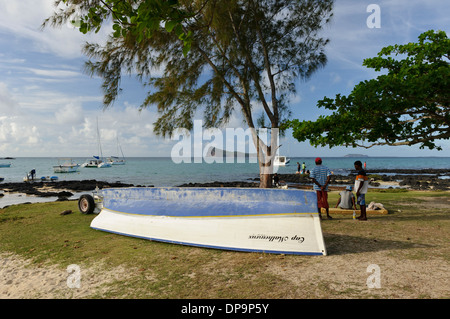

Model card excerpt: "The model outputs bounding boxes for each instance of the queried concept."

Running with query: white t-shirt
[354,170,369,194]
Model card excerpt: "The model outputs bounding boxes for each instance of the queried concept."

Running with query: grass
[0,189,449,299]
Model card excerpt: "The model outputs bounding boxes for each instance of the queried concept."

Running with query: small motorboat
[274,156,290,166]
[53,158,80,173]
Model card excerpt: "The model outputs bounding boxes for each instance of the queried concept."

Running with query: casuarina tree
[44,0,334,187]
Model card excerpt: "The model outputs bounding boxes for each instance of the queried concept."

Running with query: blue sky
[0,0,448,157]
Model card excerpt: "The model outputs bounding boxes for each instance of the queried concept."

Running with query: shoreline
[0,180,134,208]
[1,169,450,208]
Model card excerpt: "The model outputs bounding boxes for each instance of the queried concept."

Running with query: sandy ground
[0,252,132,298]
[1,248,448,299]
[269,252,449,298]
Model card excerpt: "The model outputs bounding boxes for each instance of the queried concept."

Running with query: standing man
[310,157,332,220]
[354,160,369,220]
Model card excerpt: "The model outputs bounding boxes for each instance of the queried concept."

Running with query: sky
[0,0,449,158]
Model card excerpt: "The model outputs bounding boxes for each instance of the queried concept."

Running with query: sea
[1,156,449,207]
[1,156,450,185]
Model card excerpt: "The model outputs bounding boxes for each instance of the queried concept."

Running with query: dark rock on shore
[177,181,259,188]
[176,168,450,191]
[364,168,450,175]
[244,169,450,191]
[1,168,449,200]
[278,170,450,191]
[0,180,134,198]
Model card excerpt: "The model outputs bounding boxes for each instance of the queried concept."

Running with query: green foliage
[44,0,191,54]
[44,0,333,137]
[288,30,450,150]
[44,1,334,187]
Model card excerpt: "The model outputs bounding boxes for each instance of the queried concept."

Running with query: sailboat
[107,137,126,165]
[82,118,111,168]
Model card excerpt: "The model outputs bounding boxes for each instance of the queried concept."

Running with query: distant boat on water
[107,156,125,165]
[274,156,290,166]
[82,156,111,168]
[107,137,126,165]
[0,163,11,168]
[344,154,369,158]
[81,118,112,168]
[23,175,58,182]
[53,158,80,173]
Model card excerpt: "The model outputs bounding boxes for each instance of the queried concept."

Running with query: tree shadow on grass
[323,233,433,256]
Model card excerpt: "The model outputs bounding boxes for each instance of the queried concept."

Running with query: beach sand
[0,252,132,298]
[1,248,448,299]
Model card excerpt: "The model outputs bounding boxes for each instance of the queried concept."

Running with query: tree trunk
[254,128,278,188]
[259,169,273,188]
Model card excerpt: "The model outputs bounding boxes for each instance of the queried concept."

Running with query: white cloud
[27,67,81,78]
[330,73,342,84]
[54,103,84,125]
[0,82,20,114]
[0,117,42,147]
[0,0,110,58]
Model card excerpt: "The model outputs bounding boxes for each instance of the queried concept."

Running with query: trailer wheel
[78,194,95,214]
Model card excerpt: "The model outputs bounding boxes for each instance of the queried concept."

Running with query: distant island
[206,147,257,158]
[343,154,369,158]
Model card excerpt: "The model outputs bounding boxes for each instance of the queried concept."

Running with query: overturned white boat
[85,187,327,256]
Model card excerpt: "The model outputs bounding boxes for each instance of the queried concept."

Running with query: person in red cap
[310,157,332,220]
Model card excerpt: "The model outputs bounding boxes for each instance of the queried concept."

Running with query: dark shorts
[316,191,329,209]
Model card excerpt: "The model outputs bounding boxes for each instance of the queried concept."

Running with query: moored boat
[81,156,111,168]
[23,175,58,182]
[81,118,112,168]
[53,158,80,173]
[274,156,290,166]
[107,137,126,165]
[107,156,125,165]
[87,187,327,256]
